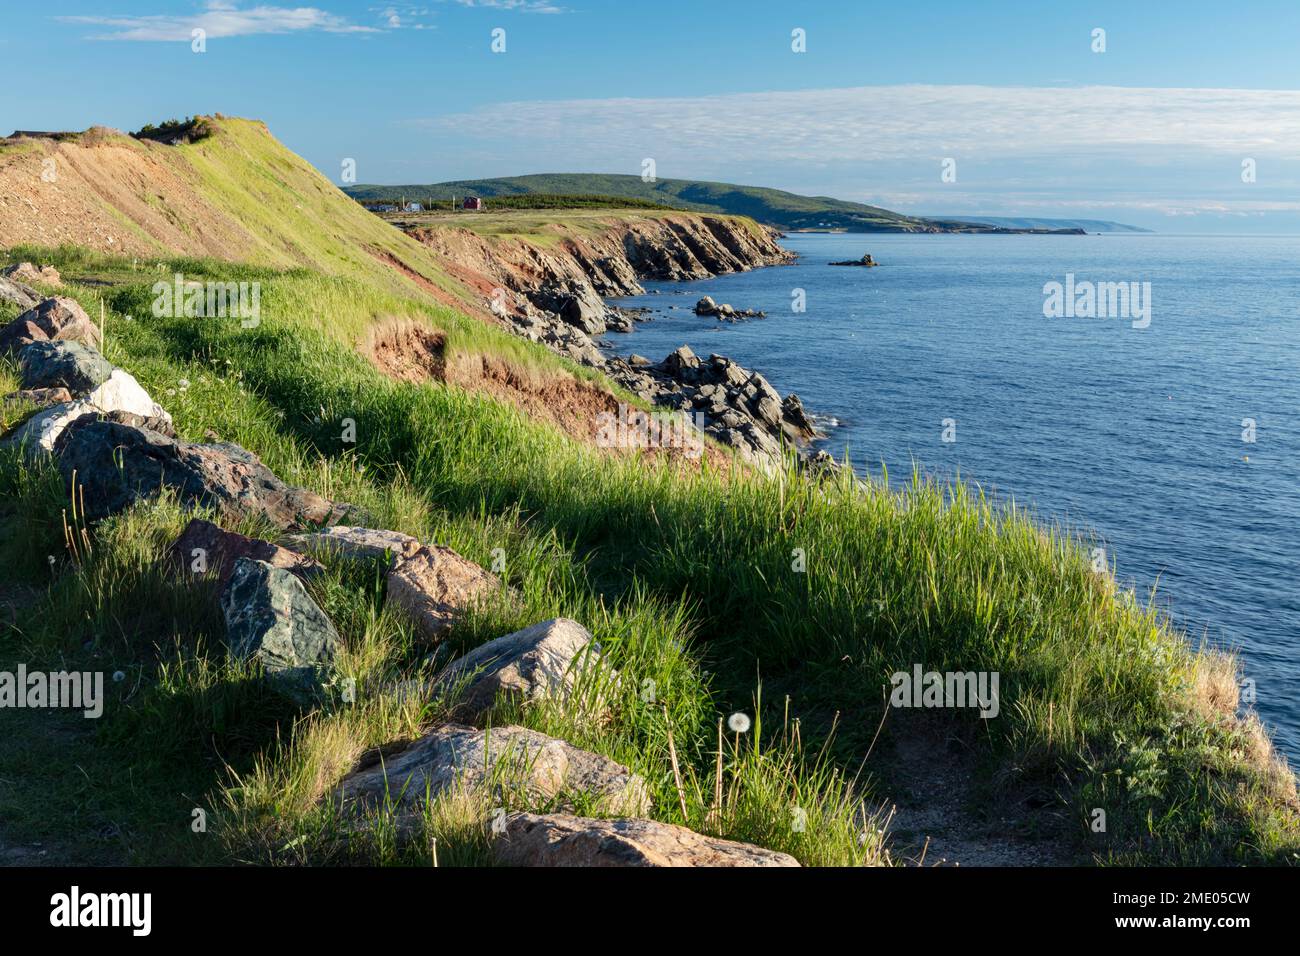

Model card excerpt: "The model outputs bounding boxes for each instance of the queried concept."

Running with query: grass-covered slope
[2,246,1297,867]
[0,117,475,308]
[347,174,957,232]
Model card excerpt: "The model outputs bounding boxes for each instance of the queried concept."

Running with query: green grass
[1,245,1296,867]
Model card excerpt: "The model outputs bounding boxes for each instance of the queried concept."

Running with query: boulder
[0,297,101,356]
[170,518,322,588]
[2,387,71,410]
[53,419,344,527]
[282,526,420,567]
[693,295,761,320]
[386,545,503,641]
[0,276,41,313]
[19,341,113,394]
[493,813,801,868]
[221,558,339,696]
[662,345,700,376]
[1,262,61,287]
[430,617,615,722]
[335,724,649,818]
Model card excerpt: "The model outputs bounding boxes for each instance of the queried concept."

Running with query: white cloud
[446,0,567,12]
[421,84,1300,161]
[60,2,380,41]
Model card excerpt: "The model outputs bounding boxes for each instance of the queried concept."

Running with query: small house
[463,196,483,210]
[405,202,422,212]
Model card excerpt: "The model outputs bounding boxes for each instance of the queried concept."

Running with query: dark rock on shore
[693,295,764,321]
[829,253,879,267]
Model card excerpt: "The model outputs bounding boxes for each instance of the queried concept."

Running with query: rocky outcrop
[386,544,504,641]
[429,617,615,722]
[411,213,791,342]
[693,295,764,321]
[602,346,821,467]
[170,518,322,588]
[830,253,879,267]
[3,365,173,455]
[53,418,345,527]
[493,813,801,868]
[221,557,339,696]
[334,724,650,818]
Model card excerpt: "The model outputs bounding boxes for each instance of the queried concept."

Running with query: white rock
[86,369,171,423]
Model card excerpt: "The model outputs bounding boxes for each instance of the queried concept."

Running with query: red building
[462,196,483,210]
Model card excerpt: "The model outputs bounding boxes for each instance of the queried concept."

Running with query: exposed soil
[361,320,731,470]
[0,132,251,258]
[879,724,1080,867]
[361,319,447,384]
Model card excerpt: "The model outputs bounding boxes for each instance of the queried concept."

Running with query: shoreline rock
[693,295,764,321]
[829,253,879,267]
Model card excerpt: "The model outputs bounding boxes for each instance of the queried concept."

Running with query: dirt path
[881,732,1080,867]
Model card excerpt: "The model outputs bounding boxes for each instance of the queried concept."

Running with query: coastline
[404,212,821,469]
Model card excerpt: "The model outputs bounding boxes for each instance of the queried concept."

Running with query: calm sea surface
[603,232,1300,765]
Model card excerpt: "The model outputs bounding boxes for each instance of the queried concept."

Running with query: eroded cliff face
[408,213,794,335]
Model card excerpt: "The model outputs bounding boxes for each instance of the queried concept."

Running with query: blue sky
[5,1,1300,231]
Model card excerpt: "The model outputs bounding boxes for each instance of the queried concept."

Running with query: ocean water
[603,232,1300,765]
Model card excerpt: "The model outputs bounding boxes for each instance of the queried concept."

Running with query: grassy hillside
[1,117,1295,867]
[346,175,1135,234]
[939,216,1152,233]
[0,117,477,309]
[346,174,961,232]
